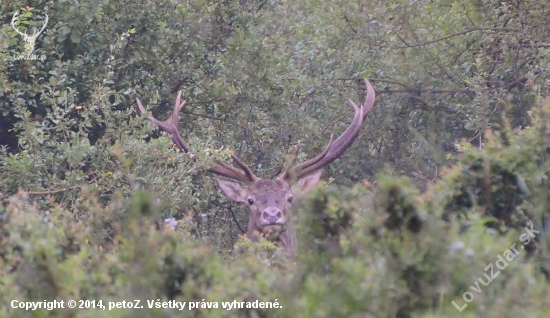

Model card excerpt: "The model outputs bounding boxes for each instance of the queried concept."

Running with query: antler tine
[278,140,302,180]
[360,78,376,117]
[137,91,258,184]
[281,135,334,180]
[11,11,26,38]
[136,91,193,153]
[36,13,49,36]
[288,78,375,179]
[293,140,302,157]
[230,154,259,182]
[210,159,253,183]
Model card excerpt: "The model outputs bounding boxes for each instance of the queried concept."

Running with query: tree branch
[228,206,246,234]
[395,27,525,48]
[27,188,70,196]
[377,88,480,94]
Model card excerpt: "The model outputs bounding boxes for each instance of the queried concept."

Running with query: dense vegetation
[1,0,549,316]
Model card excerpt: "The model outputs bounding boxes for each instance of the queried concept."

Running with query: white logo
[11,9,48,60]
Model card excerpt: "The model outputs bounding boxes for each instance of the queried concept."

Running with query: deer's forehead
[248,179,290,194]
[253,191,288,203]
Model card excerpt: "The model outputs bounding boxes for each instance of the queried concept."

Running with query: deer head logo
[11,9,49,56]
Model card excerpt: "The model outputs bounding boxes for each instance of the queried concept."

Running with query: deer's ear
[292,170,323,196]
[215,178,247,203]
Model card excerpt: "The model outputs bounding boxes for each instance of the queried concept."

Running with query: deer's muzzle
[262,207,284,225]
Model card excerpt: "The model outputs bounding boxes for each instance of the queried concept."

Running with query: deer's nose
[262,207,283,223]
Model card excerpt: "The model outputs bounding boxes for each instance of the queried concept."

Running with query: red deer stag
[136,79,375,257]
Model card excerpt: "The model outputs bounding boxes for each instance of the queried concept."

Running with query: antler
[136,92,259,184]
[11,11,49,41]
[11,11,27,39]
[279,78,376,180]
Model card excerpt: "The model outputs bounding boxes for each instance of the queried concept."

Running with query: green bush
[3,102,550,316]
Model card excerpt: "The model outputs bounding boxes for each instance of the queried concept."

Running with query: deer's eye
[247,198,254,205]
[287,196,294,203]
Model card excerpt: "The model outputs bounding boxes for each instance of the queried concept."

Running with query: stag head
[136,79,375,257]
[215,171,322,253]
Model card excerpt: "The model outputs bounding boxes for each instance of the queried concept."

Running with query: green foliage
[375,175,423,233]
[439,98,550,235]
[0,190,288,317]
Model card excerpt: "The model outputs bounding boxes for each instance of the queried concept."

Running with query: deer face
[246,180,292,234]
[215,171,322,244]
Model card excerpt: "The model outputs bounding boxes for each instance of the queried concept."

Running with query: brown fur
[215,171,323,258]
